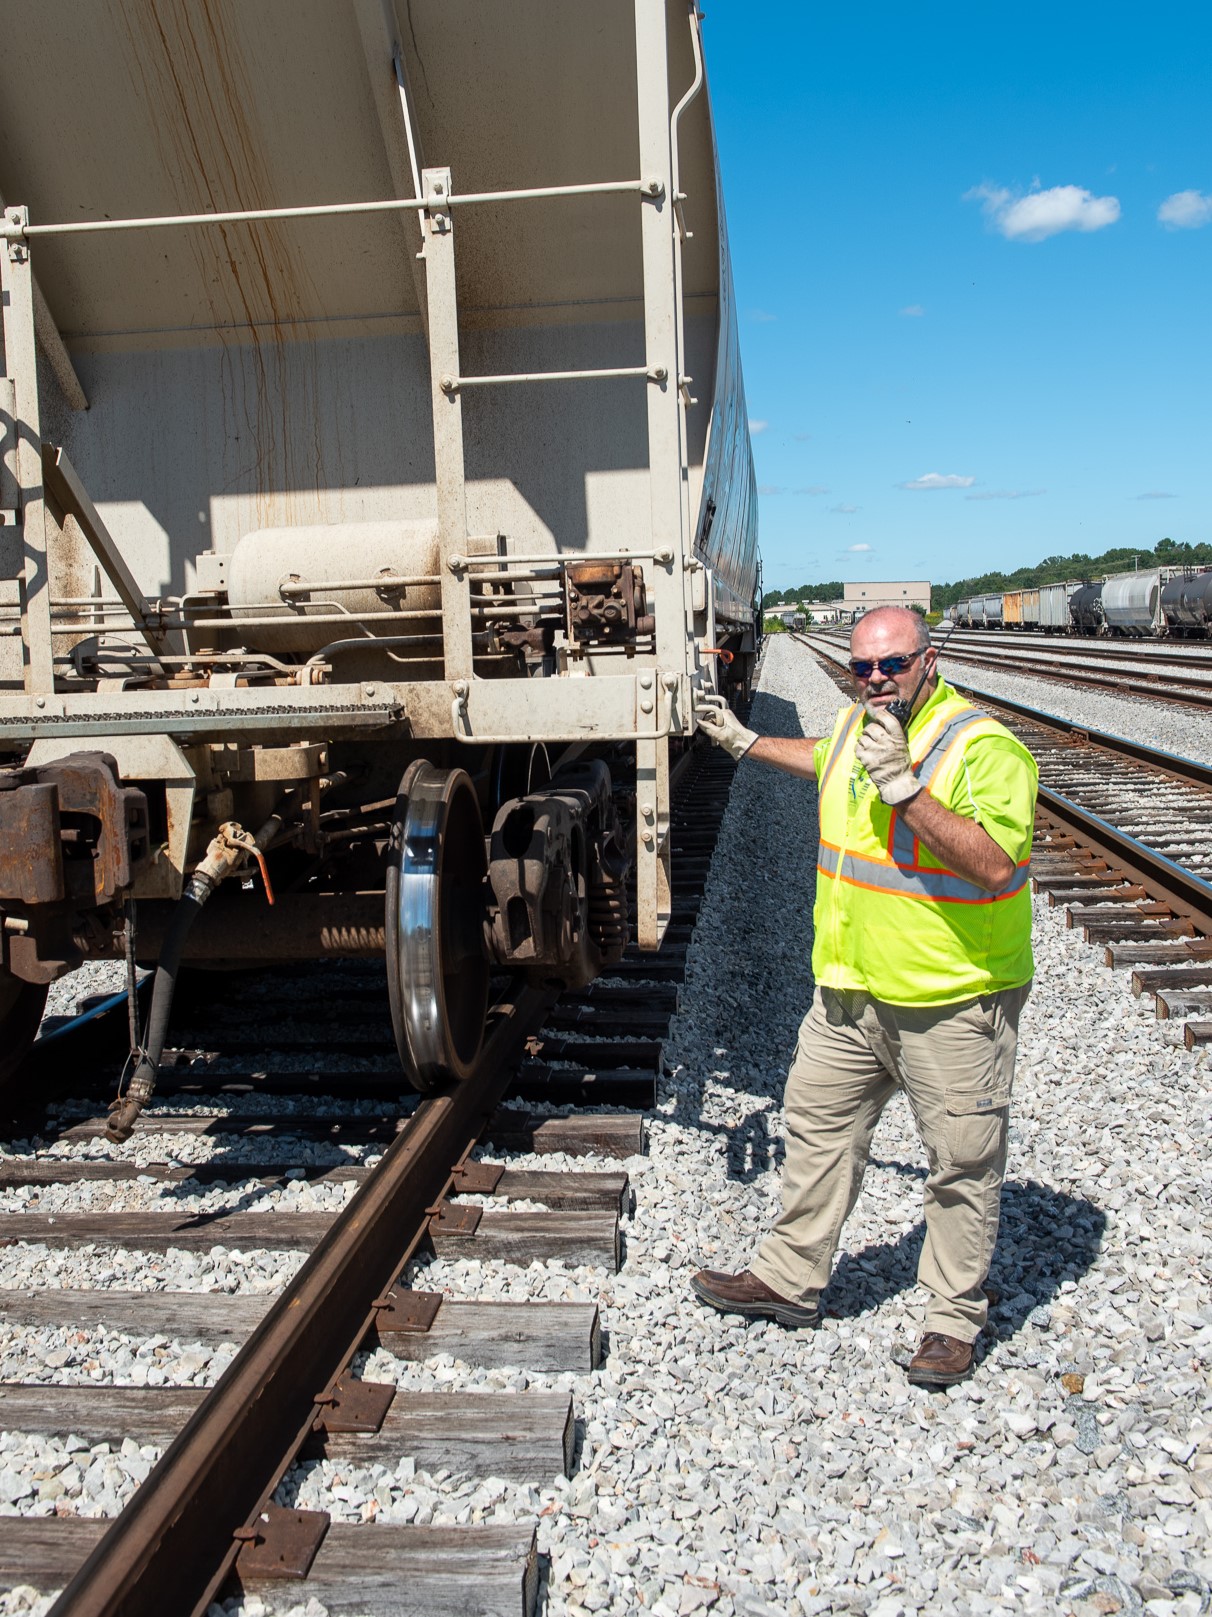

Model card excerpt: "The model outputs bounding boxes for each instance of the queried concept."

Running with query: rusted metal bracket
[427,1199,482,1236]
[372,1287,443,1334]
[450,1159,504,1194]
[233,1504,328,1580]
[311,1377,395,1435]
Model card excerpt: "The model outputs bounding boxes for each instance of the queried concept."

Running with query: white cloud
[847,541,872,551]
[829,503,860,515]
[899,304,925,317]
[1132,490,1176,500]
[899,472,976,491]
[757,484,785,496]
[748,308,778,323]
[1158,190,1212,229]
[748,419,768,435]
[965,181,1120,242]
[966,488,1045,501]
[796,485,830,496]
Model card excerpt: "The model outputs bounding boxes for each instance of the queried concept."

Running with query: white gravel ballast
[513,635,1212,1617]
[3,631,1211,1617]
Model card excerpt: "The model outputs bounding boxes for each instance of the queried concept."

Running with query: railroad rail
[0,738,738,1615]
[795,633,1212,1049]
[808,626,1212,709]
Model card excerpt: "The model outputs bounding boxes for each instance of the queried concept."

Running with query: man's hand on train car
[695,698,758,761]
[856,702,921,804]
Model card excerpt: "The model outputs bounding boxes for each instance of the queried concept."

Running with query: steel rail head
[946,685,1212,791]
[1037,786,1212,938]
[47,983,552,1617]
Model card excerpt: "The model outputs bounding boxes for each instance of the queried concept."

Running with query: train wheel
[385,762,490,1092]
[0,971,49,1093]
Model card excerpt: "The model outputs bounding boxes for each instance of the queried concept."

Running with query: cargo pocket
[944,1085,1010,1171]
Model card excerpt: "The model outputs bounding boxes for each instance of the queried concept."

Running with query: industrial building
[844,581,932,613]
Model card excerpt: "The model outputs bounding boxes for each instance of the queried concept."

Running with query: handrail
[670,3,706,242]
[442,364,659,392]
[2,180,653,240]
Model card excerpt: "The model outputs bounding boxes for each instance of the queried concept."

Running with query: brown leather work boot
[906,1331,976,1387]
[690,1268,819,1329]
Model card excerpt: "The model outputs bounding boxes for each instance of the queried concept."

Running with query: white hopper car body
[0,0,759,1099]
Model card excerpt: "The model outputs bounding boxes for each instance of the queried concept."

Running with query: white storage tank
[1102,571,1163,636]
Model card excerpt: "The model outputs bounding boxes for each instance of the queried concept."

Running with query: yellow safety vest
[812,682,1037,1005]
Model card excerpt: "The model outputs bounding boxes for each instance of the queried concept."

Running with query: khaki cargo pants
[750,982,1031,1341]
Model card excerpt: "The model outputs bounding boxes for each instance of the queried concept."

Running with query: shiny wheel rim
[385,763,489,1090]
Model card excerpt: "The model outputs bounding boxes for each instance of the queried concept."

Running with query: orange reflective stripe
[817,842,1030,904]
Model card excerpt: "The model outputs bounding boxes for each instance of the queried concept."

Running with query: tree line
[762,539,1211,612]
[762,580,845,607]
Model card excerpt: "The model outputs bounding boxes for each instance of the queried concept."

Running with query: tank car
[1161,570,1212,638]
[1069,583,1106,635]
[1102,571,1164,637]
[0,0,758,1113]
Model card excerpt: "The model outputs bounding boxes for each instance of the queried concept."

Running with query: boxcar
[1039,581,1082,632]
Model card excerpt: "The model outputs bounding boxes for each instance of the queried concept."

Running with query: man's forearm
[897,790,1016,891]
[746,735,819,779]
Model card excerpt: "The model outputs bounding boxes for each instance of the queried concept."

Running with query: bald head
[851,606,931,655]
[849,606,938,720]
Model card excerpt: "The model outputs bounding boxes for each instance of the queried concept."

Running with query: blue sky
[704,2,1211,595]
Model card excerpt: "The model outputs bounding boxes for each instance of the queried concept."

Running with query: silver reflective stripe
[914,709,990,786]
[817,705,861,793]
[891,710,989,863]
[817,841,1030,903]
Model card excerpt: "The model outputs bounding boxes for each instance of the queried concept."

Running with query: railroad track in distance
[0,738,739,1616]
[806,625,1212,710]
[794,633,1212,1048]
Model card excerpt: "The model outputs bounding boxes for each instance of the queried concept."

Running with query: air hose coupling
[104,816,281,1144]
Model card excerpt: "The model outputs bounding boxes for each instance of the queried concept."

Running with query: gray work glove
[855,702,922,804]
[695,697,758,761]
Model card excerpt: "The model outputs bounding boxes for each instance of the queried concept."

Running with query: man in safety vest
[692,606,1037,1387]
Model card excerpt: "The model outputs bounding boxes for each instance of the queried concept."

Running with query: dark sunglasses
[848,651,923,679]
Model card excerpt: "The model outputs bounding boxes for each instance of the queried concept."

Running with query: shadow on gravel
[748,686,810,742]
[672,689,819,1147]
[822,1178,1106,1340]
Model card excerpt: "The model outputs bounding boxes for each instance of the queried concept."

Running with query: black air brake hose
[104,871,212,1143]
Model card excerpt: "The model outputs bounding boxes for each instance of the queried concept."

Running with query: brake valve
[565,562,655,644]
